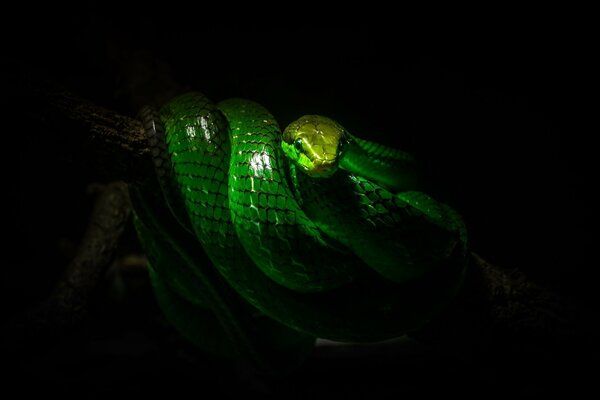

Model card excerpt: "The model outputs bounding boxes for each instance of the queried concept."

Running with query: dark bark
[8,60,151,185]
[3,182,131,354]
[414,253,585,354]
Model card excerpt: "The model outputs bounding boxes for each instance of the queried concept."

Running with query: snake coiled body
[131,92,468,370]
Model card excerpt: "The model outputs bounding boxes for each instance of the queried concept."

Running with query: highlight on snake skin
[130,92,468,371]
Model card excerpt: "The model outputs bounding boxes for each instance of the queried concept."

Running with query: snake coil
[130,92,468,370]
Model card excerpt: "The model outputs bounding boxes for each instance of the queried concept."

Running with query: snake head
[282,115,347,178]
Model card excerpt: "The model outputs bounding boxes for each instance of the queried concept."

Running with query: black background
[3,6,595,398]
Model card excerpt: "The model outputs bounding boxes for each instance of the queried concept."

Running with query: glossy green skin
[220,98,357,292]
[132,92,468,367]
[281,115,466,284]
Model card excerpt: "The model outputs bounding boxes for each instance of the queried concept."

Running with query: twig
[414,252,584,357]
[7,60,151,185]
[2,181,131,354]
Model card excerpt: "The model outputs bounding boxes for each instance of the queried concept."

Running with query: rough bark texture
[415,252,584,352]
[8,61,151,185]
[2,182,131,354]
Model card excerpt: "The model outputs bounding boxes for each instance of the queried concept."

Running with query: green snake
[130,92,468,372]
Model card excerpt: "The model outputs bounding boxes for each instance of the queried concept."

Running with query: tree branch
[3,181,131,354]
[9,60,151,185]
[413,252,585,359]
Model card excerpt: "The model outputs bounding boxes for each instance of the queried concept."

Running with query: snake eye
[294,138,304,152]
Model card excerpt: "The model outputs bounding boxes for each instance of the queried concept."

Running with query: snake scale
[130,92,468,372]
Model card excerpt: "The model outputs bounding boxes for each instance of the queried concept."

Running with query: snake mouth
[305,159,338,178]
[286,141,339,178]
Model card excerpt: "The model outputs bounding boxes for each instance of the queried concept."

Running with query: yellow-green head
[282,115,347,178]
